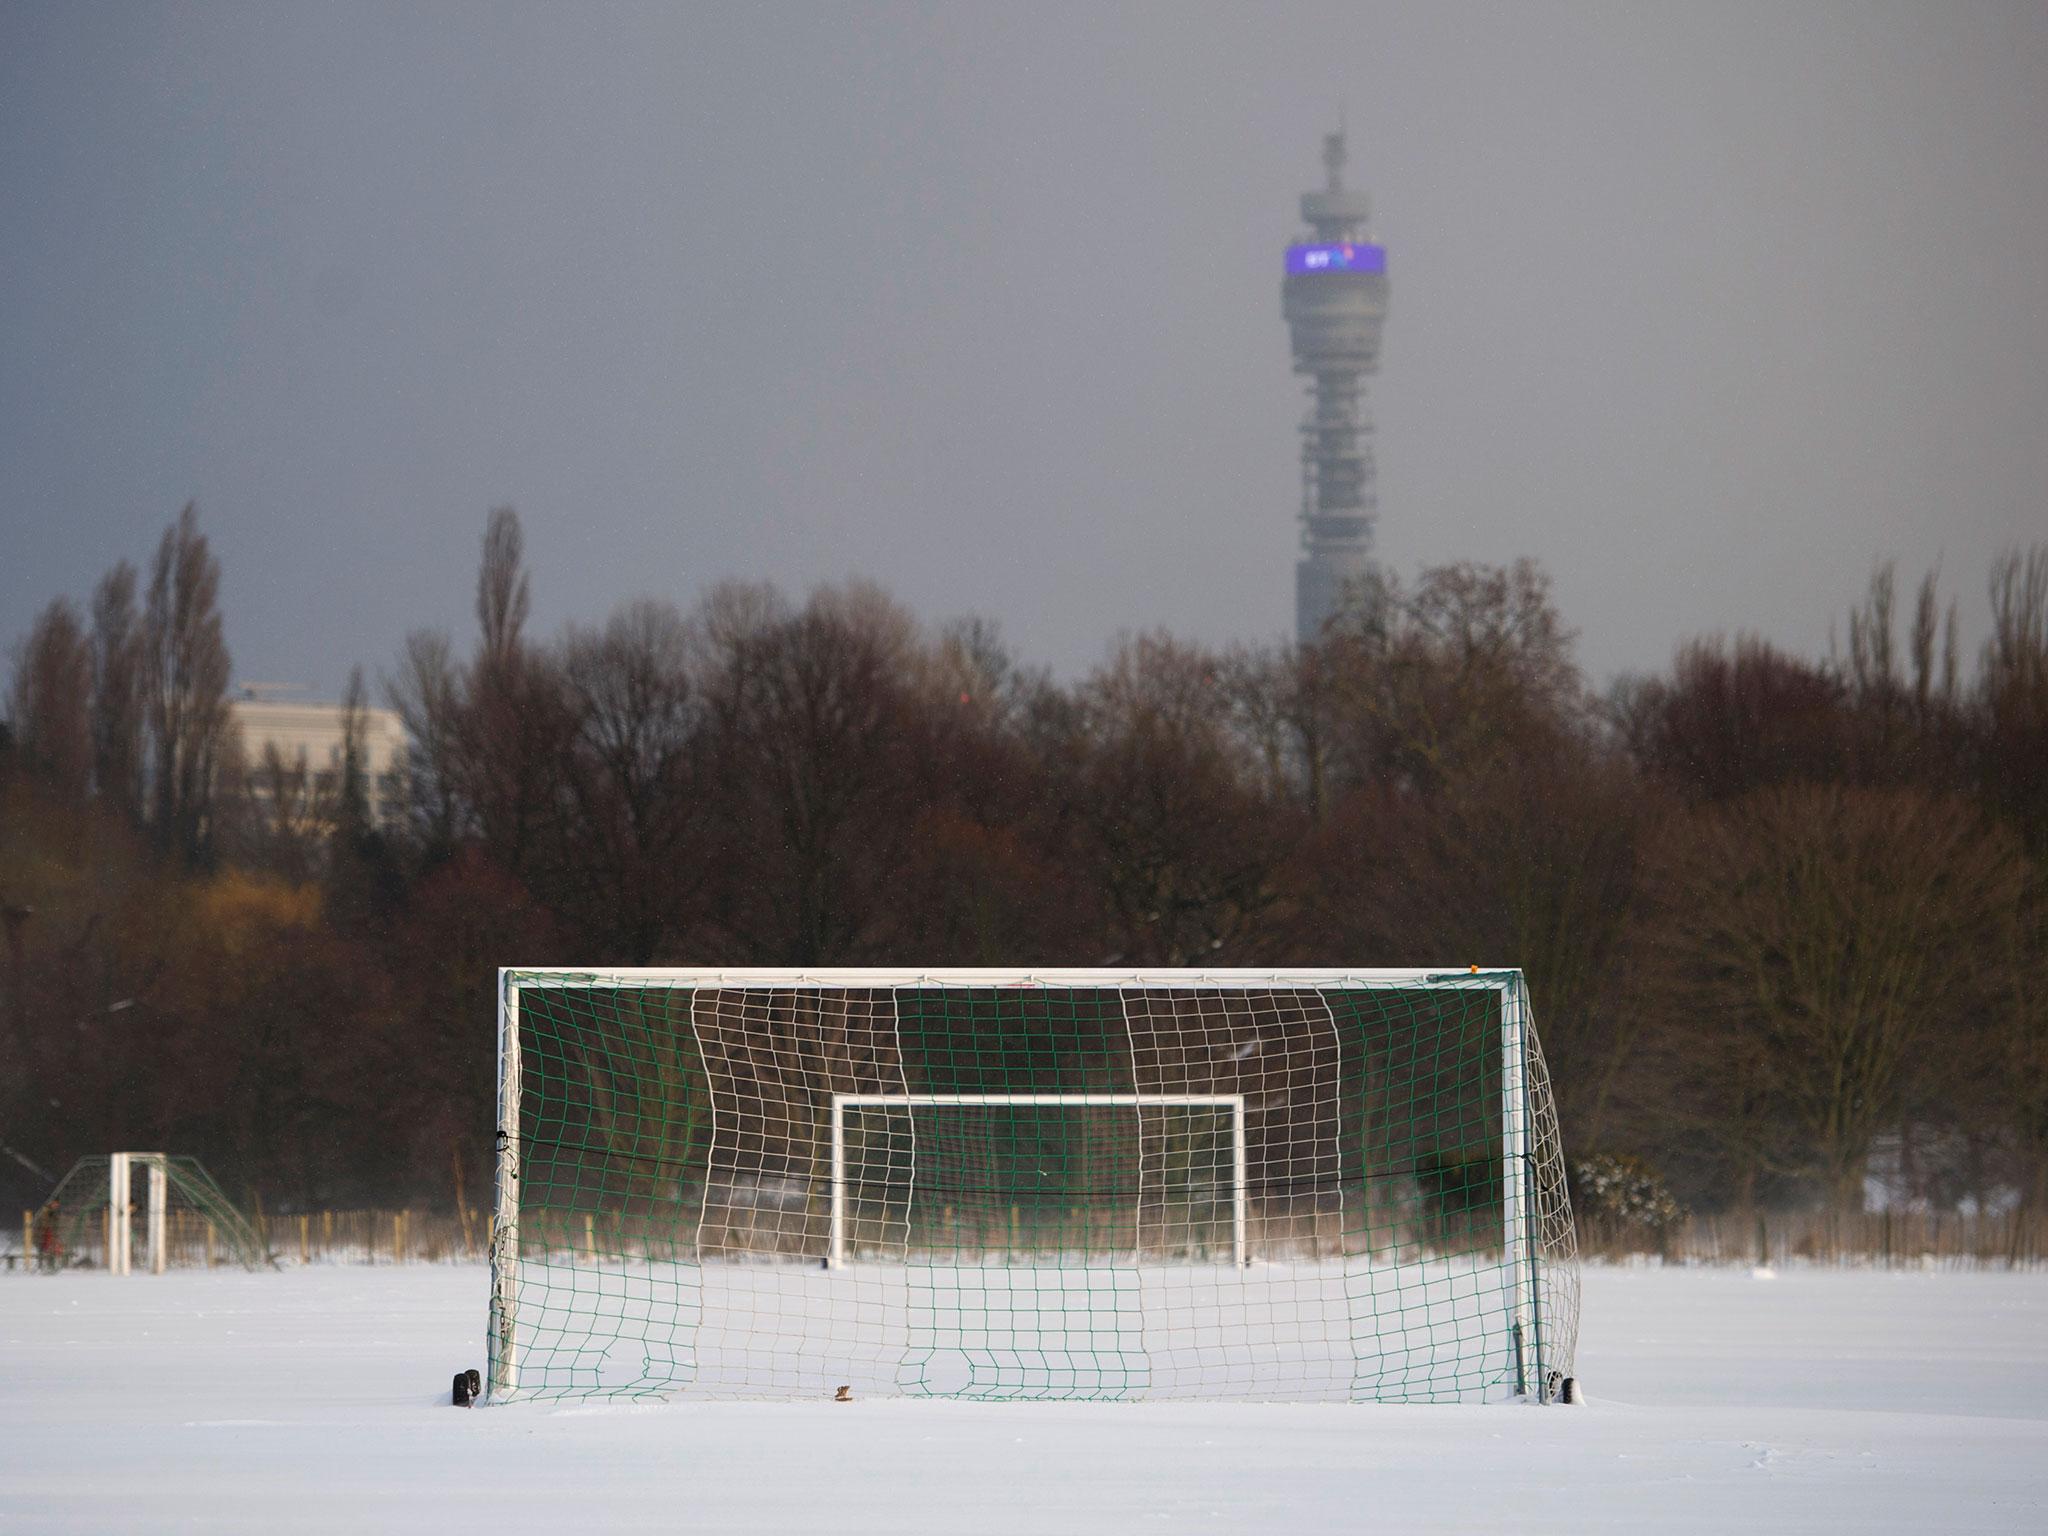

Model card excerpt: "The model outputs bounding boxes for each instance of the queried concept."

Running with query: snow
[3,1264,2046,1533]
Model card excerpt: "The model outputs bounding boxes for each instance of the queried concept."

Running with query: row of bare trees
[3,505,2044,1221]
[7,506,231,864]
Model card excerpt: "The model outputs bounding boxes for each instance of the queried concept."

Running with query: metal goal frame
[488,967,1552,1402]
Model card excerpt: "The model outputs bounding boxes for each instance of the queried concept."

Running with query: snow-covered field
[3,1264,2044,1533]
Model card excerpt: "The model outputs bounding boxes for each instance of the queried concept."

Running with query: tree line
[2,505,2044,1223]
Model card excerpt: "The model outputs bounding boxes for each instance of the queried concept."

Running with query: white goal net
[487,969,1578,1404]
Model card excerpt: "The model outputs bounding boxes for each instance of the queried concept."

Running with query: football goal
[33,1154,273,1272]
[487,969,1578,1405]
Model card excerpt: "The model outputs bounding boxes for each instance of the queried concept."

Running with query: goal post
[486,968,1579,1405]
[487,970,523,1398]
[108,1152,166,1276]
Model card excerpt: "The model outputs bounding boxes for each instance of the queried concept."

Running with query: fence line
[14,1203,2047,1270]
[11,1207,486,1269]
[1581,1208,2047,1269]
[260,1208,489,1264]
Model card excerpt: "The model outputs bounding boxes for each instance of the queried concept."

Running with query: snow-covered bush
[1573,1153,1684,1242]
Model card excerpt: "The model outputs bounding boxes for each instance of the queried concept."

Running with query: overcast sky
[4,1,2045,696]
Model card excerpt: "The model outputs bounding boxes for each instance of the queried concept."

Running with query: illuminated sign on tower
[1281,130,1388,643]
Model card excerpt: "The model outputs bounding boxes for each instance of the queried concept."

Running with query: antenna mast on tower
[1281,128,1388,643]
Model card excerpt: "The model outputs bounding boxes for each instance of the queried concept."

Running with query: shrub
[1572,1152,1683,1240]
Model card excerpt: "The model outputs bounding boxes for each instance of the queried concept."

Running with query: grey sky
[4,2,2045,696]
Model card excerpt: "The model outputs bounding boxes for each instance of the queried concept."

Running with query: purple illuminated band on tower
[1284,242,1386,276]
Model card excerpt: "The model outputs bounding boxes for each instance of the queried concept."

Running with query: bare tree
[459,510,572,884]
[1838,562,1967,793]
[1307,742,1650,1150]
[315,665,400,933]
[1912,569,1961,710]
[386,510,571,882]
[1972,548,2048,1206]
[1638,784,2028,1211]
[1324,558,1584,797]
[385,629,463,850]
[1981,543,2048,857]
[142,505,233,864]
[1220,639,1339,820]
[558,599,703,962]
[7,599,93,797]
[335,666,372,838]
[231,740,327,882]
[1627,636,1847,802]
[477,506,530,667]
[90,562,145,816]
[697,581,923,963]
[879,617,1087,964]
[1845,561,1900,700]
[1067,633,1288,964]
[459,646,573,890]
[1996,883,2048,1212]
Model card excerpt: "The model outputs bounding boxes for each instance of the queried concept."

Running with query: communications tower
[1282,129,1388,643]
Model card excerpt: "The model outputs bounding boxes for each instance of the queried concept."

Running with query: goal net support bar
[828,1093,1250,1271]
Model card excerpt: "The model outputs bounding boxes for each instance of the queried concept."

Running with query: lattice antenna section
[489,970,1578,1405]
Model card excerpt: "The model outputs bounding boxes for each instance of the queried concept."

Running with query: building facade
[229,694,408,828]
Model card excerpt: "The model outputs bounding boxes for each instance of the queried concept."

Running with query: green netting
[33,1155,274,1271]
[489,972,1577,1405]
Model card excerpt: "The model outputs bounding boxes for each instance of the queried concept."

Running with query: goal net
[33,1154,273,1272]
[487,970,1578,1404]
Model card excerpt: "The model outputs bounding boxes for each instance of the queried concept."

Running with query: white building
[229,693,408,827]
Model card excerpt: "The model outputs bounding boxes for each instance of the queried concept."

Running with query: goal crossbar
[501,967,1507,988]
[828,1092,1250,1270]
